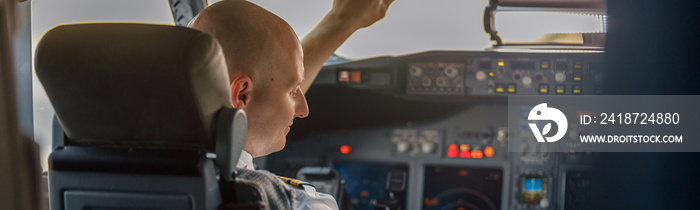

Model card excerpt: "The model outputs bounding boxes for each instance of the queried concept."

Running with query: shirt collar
[237,150,255,170]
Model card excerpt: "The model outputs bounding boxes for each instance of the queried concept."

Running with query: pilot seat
[36,23,263,210]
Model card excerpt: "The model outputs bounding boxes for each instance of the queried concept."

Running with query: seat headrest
[36,23,232,150]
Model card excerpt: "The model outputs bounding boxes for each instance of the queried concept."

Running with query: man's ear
[230,74,253,108]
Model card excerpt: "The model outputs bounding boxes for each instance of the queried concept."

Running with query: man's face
[244,40,309,157]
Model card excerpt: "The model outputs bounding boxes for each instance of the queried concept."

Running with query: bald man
[190,0,393,209]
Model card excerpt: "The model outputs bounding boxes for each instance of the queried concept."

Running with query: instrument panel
[320,51,604,98]
[264,51,602,210]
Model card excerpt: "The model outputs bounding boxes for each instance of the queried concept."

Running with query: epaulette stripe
[277,176,315,189]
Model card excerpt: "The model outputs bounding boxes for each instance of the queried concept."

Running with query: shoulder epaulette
[278,176,315,189]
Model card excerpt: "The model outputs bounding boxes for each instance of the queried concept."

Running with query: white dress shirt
[236,150,255,170]
[237,150,339,210]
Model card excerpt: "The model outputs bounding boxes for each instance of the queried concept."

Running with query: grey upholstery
[36,23,250,210]
[36,23,231,150]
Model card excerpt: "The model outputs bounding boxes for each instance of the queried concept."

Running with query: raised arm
[300,0,395,92]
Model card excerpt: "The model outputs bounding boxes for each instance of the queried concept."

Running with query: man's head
[190,0,309,158]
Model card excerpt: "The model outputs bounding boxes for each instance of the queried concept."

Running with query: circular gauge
[445,66,459,78]
[410,65,423,76]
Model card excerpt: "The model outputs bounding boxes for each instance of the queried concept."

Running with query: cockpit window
[247,0,493,59]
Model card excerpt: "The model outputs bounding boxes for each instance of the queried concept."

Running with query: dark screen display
[423,166,502,210]
[479,60,492,70]
[511,61,536,70]
[334,161,408,210]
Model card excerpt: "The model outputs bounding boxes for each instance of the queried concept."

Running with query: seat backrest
[36,23,232,150]
[36,23,247,210]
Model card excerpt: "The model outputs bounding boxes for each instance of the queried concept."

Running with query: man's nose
[295,91,309,118]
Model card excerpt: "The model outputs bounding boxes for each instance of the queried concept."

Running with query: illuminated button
[572,85,582,94]
[459,151,471,158]
[573,60,584,70]
[448,151,458,158]
[424,197,439,206]
[476,71,487,81]
[339,71,349,82]
[540,60,550,70]
[507,84,517,93]
[447,144,458,158]
[495,84,505,93]
[488,72,495,77]
[573,73,583,82]
[360,190,369,197]
[459,144,470,152]
[555,84,566,95]
[539,84,549,94]
[468,150,482,159]
[484,146,495,157]
[351,71,362,83]
[498,61,505,67]
[449,144,458,151]
[340,145,352,154]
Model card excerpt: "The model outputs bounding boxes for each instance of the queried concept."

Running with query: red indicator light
[360,190,369,197]
[351,71,362,83]
[340,145,352,154]
[459,151,471,158]
[448,144,458,151]
[484,146,495,157]
[448,151,458,158]
[448,144,459,157]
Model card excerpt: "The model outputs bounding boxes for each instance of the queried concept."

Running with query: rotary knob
[555,72,566,83]
[522,75,532,87]
[409,65,423,76]
[445,67,459,77]
[397,141,410,153]
[421,142,436,154]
